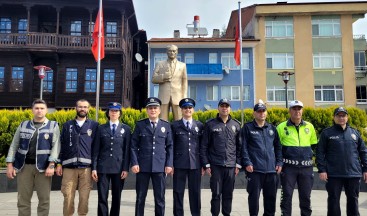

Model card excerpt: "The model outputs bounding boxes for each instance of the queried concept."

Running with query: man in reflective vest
[6,99,60,216]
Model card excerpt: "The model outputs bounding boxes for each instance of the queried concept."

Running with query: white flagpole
[95,0,102,121]
[238,1,244,125]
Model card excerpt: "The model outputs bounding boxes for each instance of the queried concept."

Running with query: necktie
[151,122,156,130]
[112,124,116,136]
[186,121,190,130]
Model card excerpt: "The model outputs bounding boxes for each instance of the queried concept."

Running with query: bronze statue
[152,44,188,121]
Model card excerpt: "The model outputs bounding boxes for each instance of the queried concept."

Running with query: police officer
[242,101,282,216]
[171,98,203,216]
[317,107,367,216]
[56,99,99,216]
[200,98,242,216]
[92,102,131,216]
[130,97,173,216]
[276,100,317,216]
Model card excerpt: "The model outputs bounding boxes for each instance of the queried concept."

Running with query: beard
[77,110,87,118]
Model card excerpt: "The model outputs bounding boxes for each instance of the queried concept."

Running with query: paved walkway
[0,189,367,215]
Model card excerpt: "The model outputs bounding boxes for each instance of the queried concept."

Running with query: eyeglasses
[183,106,193,110]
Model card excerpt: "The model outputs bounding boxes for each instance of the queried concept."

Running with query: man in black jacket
[242,101,282,216]
[317,107,367,216]
[200,98,242,216]
[171,98,204,216]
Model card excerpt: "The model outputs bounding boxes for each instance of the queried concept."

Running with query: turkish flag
[234,23,241,66]
[91,8,105,61]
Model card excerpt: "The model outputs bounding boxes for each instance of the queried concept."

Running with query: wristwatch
[48,165,55,169]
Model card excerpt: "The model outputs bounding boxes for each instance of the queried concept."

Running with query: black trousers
[210,165,235,216]
[280,165,313,216]
[173,168,201,216]
[97,173,125,216]
[135,172,166,216]
[326,177,361,216]
[246,172,278,216]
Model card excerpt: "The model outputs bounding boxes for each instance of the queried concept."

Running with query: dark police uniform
[317,107,367,216]
[200,108,241,216]
[172,98,203,216]
[92,102,131,216]
[242,117,282,216]
[130,97,173,216]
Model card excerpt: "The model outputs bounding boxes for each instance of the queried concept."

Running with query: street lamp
[34,65,52,100]
[278,71,294,108]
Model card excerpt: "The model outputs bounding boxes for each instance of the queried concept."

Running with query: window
[209,53,217,64]
[18,19,27,33]
[43,70,53,93]
[188,85,197,100]
[185,53,194,64]
[103,69,115,93]
[206,85,218,101]
[154,53,166,66]
[356,85,367,103]
[312,18,340,37]
[10,67,23,92]
[85,68,96,93]
[355,51,366,67]
[89,21,94,35]
[0,18,11,33]
[66,68,78,92]
[153,84,159,97]
[313,52,342,69]
[315,85,343,102]
[221,52,249,69]
[70,20,81,36]
[265,19,293,38]
[0,66,4,92]
[266,53,294,69]
[221,85,250,101]
[106,22,117,37]
[267,86,295,102]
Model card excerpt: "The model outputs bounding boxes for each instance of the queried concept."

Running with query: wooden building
[0,0,147,109]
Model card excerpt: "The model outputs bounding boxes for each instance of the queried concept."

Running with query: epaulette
[137,118,148,122]
[232,118,241,125]
[205,118,215,123]
[159,118,169,123]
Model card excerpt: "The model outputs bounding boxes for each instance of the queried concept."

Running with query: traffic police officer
[200,98,242,216]
[92,102,131,216]
[276,100,317,216]
[171,98,203,216]
[317,107,367,216]
[241,101,283,216]
[57,99,99,216]
[130,97,173,216]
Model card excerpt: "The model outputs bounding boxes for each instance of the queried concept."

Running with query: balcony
[0,32,125,52]
[355,66,367,78]
[186,64,223,80]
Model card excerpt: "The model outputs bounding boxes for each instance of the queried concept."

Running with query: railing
[0,32,125,50]
[355,66,367,73]
[353,34,366,40]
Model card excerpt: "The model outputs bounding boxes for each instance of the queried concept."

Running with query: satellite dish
[204,104,211,110]
[223,66,230,74]
[135,53,143,62]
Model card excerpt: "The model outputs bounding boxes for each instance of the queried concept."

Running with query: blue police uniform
[130,97,173,216]
[172,98,203,216]
[92,121,131,216]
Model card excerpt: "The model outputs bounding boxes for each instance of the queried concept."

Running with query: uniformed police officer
[317,107,367,216]
[172,98,204,216]
[57,99,99,216]
[92,102,131,216]
[276,100,317,216]
[130,97,173,216]
[241,101,282,216]
[200,98,242,216]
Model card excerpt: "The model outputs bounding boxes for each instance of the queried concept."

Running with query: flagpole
[95,0,103,121]
[238,1,244,126]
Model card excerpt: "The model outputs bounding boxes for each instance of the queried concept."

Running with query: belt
[25,158,36,164]
[283,158,313,166]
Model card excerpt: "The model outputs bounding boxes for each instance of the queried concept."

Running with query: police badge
[195,127,199,132]
[351,133,357,141]
[44,133,49,140]
[269,129,274,136]
[120,128,125,134]
[87,129,92,136]
[304,128,310,134]
[161,127,166,133]
[231,125,236,133]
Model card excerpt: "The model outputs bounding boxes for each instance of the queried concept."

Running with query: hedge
[0,106,366,167]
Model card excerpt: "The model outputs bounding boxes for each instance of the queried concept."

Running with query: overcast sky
[133,0,367,39]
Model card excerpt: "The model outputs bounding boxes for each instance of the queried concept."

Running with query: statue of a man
[152,44,188,121]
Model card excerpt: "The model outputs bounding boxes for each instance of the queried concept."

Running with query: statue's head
[166,44,178,60]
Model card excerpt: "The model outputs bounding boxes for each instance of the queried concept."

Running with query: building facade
[0,0,147,109]
[226,1,367,109]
